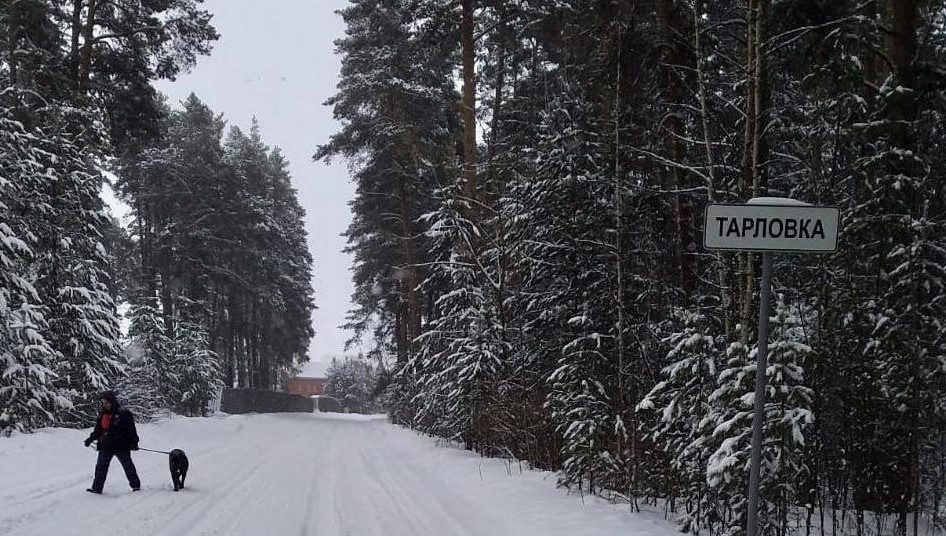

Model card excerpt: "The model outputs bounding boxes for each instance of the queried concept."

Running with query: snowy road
[0,413,677,536]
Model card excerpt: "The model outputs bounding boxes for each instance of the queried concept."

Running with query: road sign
[704,203,840,252]
[702,198,840,536]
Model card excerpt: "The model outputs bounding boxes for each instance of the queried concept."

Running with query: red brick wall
[288,377,327,397]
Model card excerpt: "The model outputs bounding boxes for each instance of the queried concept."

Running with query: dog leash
[138,447,171,455]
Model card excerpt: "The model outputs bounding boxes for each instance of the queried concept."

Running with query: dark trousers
[90,450,141,492]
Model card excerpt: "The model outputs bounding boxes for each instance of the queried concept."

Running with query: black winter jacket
[86,408,139,453]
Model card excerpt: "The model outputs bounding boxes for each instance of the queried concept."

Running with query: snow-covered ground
[0,412,679,536]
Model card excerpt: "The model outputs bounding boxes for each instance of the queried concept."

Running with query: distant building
[288,376,327,397]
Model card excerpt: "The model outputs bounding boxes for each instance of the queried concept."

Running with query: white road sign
[704,203,840,252]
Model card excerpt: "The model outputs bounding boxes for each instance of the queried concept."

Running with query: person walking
[84,390,141,494]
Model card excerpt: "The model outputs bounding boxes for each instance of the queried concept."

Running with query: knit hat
[100,390,120,407]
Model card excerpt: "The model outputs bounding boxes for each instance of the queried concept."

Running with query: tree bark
[888,0,916,149]
[461,0,478,201]
[160,258,175,340]
[8,1,19,88]
[388,88,423,361]
[693,3,732,338]
[398,177,421,356]
[751,0,769,199]
[738,0,770,344]
[482,1,507,191]
[657,0,696,296]
[741,0,757,200]
[70,0,83,85]
[79,0,99,89]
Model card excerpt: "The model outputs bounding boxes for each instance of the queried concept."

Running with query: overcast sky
[154,0,356,376]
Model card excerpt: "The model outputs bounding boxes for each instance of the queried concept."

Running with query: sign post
[746,250,772,536]
[703,198,839,536]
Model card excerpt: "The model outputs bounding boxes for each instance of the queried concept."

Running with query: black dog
[169,449,189,491]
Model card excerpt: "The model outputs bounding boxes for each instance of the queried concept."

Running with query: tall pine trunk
[692,2,732,338]
[738,0,770,343]
[656,0,695,296]
[70,0,82,85]
[460,0,477,201]
[79,0,98,89]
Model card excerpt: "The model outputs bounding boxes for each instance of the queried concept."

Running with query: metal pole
[746,252,773,536]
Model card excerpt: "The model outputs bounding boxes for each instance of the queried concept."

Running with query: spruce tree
[638,309,724,534]
[0,99,66,433]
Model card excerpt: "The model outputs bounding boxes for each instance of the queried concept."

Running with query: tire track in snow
[144,415,323,536]
[356,422,523,536]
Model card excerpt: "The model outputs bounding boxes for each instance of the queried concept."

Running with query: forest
[317,1,946,535]
[0,2,314,426]
[0,0,943,535]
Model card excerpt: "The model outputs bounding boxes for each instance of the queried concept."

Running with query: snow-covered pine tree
[517,87,626,492]
[0,99,68,433]
[706,296,814,536]
[64,0,218,155]
[547,327,621,493]
[638,308,724,534]
[325,356,377,414]
[0,0,129,427]
[316,0,456,376]
[411,183,510,449]
[910,12,946,526]
[265,148,315,382]
[764,4,910,528]
[856,102,946,535]
[120,296,222,418]
[223,123,314,390]
[0,0,219,431]
[166,318,222,417]
[118,299,171,421]
[118,94,315,395]
[32,105,123,424]
[830,4,946,528]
